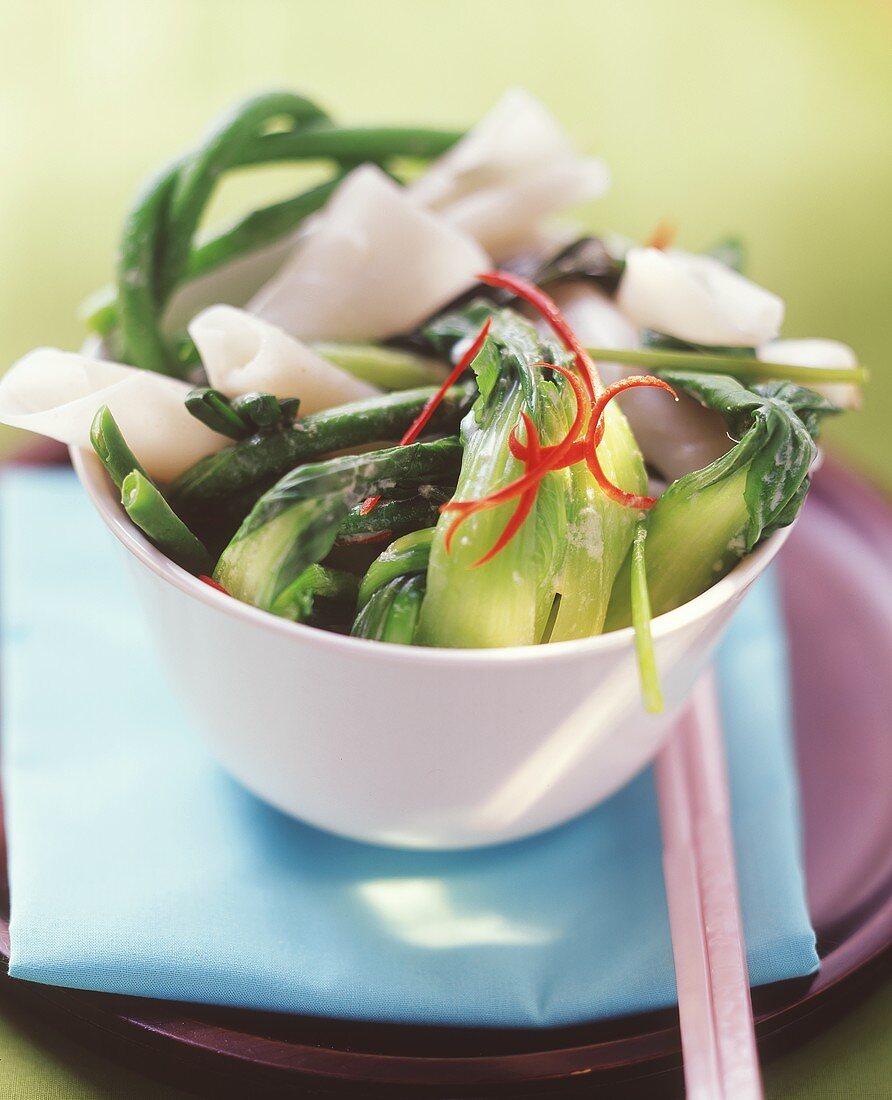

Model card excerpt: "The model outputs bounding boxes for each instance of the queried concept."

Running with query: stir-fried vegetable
[121,471,213,575]
[308,343,447,391]
[334,492,449,548]
[267,563,359,623]
[169,382,475,521]
[417,309,565,647]
[215,438,461,613]
[0,89,862,673]
[92,93,463,373]
[629,521,663,713]
[351,528,433,642]
[605,372,837,627]
[90,405,147,489]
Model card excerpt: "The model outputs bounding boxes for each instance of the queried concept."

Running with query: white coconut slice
[0,350,227,483]
[189,305,378,414]
[546,282,733,481]
[410,88,609,260]
[617,247,784,348]
[248,165,488,342]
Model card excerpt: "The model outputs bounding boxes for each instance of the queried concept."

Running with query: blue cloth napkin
[0,469,817,1028]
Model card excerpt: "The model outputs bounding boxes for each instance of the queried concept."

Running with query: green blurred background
[1,0,890,483]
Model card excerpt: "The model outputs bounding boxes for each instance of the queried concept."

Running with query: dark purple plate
[1,455,890,1098]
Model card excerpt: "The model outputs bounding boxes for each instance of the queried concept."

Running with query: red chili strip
[583,376,678,509]
[359,318,494,516]
[441,362,587,529]
[478,271,602,400]
[471,413,542,568]
[400,317,493,447]
[199,574,229,595]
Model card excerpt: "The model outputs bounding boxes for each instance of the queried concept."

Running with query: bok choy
[605,372,838,627]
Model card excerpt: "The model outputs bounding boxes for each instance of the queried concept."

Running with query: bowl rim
[71,444,790,667]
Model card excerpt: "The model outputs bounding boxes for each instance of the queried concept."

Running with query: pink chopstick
[655,672,764,1100]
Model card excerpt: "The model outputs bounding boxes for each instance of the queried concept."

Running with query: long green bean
[111,89,464,375]
[118,93,330,375]
[334,494,447,547]
[160,93,330,301]
[84,177,343,336]
[237,125,463,166]
[121,471,213,574]
[89,405,147,489]
[168,382,475,517]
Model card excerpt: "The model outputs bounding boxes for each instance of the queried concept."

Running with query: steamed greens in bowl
[0,88,863,711]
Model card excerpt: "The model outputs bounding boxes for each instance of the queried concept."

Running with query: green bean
[121,471,213,575]
[168,382,475,517]
[161,93,330,300]
[237,125,463,166]
[117,166,180,375]
[84,177,342,337]
[89,405,147,489]
[118,93,331,375]
[231,392,281,429]
[185,176,342,281]
[269,563,359,622]
[185,388,252,439]
[113,89,464,376]
[334,493,448,547]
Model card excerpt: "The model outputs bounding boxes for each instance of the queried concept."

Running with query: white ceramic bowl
[72,446,789,850]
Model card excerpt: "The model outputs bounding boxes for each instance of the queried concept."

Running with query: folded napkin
[1,469,817,1028]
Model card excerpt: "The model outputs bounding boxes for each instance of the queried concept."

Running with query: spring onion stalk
[269,564,359,622]
[169,382,475,519]
[584,345,868,387]
[89,405,147,489]
[629,521,663,714]
[309,343,448,390]
[120,471,213,574]
[605,372,837,628]
[215,438,461,614]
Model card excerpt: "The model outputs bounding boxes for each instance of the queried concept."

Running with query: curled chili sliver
[583,376,678,509]
[359,318,493,517]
